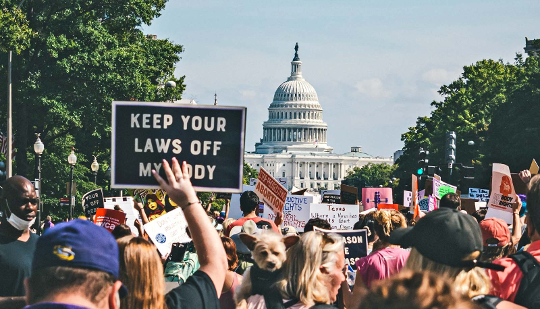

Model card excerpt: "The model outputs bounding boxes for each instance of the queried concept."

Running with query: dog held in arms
[234,231,300,309]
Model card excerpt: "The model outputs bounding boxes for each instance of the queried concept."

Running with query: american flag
[0,132,15,159]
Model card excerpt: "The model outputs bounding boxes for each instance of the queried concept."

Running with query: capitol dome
[273,79,318,102]
[255,43,333,154]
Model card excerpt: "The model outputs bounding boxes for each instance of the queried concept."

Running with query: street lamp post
[33,133,44,235]
[105,167,111,195]
[91,156,99,184]
[67,147,77,221]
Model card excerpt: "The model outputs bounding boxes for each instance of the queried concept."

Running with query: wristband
[182,200,201,209]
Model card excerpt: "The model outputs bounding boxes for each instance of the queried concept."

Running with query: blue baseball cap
[32,219,128,296]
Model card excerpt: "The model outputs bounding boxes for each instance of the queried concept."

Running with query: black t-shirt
[166,270,220,309]
[0,232,39,296]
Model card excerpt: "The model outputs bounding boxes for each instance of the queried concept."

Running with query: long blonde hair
[277,231,344,306]
[117,236,166,309]
[404,248,491,298]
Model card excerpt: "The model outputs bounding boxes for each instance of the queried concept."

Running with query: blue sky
[145,0,540,157]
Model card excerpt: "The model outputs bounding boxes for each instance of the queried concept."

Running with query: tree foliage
[342,163,397,201]
[394,54,540,197]
[0,0,184,219]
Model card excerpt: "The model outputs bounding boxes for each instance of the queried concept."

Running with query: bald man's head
[2,176,34,200]
[2,176,37,222]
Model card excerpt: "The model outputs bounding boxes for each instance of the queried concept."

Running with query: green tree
[394,55,540,199]
[243,162,258,185]
[342,163,397,201]
[0,0,184,219]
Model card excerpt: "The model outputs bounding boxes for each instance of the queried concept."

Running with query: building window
[283,164,286,166]
[282,172,285,177]
[257,164,259,166]
[301,183,304,188]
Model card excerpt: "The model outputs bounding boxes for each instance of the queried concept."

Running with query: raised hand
[152,158,198,209]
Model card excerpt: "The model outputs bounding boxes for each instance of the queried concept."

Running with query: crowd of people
[0,159,539,309]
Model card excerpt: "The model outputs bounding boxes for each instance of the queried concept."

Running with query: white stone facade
[245,44,393,191]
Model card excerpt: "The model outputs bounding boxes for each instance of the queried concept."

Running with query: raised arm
[153,158,227,295]
[511,195,523,246]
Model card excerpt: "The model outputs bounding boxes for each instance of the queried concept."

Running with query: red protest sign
[94,208,126,232]
[254,167,288,214]
[378,204,399,211]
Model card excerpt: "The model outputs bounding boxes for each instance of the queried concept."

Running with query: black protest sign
[112,102,246,192]
[216,193,232,200]
[82,189,105,217]
[340,184,358,205]
[322,194,341,204]
[314,228,368,270]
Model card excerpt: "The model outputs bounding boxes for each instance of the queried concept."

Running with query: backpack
[510,251,540,308]
[262,286,336,309]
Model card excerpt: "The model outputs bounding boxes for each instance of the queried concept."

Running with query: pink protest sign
[362,188,393,210]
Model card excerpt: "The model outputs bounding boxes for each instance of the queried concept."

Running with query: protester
[112,224,133,239]
[361,270,481,309]
[153,158,228,308]
[219,236,243,309]
[0,175,39,297]
[42,216,54,232]
[440,193,461,210]
[245,231,345,308]
[479,218,515,262]
[487,174,540,307]
[117,236,166,309]
[24,219,125,309]
[303,217,331,232]
[342,210,409,309]
[389,208,525,308]
[356,210,408,286]
[224,191,281,236]
[353,212,378,253]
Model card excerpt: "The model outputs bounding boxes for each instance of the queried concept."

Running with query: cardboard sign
[469,188,490,202]
[254,168,288,214]
[310,203,359,230]
[314,227,368,270]
[82,189,104,218]
[378,204,399,211]
[412,175,419,217]
[265,195,313,232]
[362,188,393,210]
[94,208,126,232]
[530,159,539,175]
[143,207,191,257]
[432,176,457,199]
[486,163,517,224]
[341,184,358,205]
[111,101,246,192]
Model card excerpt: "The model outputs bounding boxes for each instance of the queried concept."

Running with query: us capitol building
[244,44,393,191]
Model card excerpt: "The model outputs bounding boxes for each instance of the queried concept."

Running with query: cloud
[355,78,391,98]
[422,68,460,86]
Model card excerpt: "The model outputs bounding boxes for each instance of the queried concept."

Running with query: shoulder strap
[263,287,285,309]
[510,251,540,306]
[310,304,337,309]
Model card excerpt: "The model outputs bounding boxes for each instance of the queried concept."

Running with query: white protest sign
[143,207,191,257]
[264,195,313,232]
[254,168,288,215]
[104,196,141,236]
[486,163,517,224]
[403,190,424,208]
[432,176,457,199]
[469,188,490,202]
[309,203,359,230]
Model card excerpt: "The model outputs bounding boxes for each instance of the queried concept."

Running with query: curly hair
[373,210,407,244]
[362,270,480,309]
